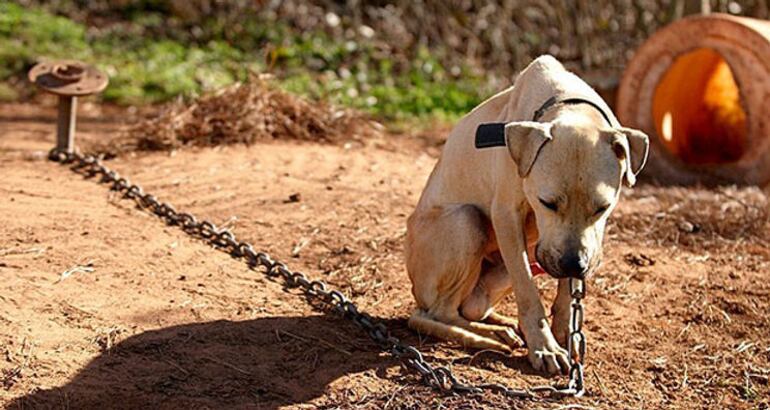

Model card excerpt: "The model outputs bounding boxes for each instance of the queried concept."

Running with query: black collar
[533,95,614,126]
[474,95,615,149]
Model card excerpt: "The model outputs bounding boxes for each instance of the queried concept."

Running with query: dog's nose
[559,252,588,279]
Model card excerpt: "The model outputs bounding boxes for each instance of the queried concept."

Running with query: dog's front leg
[492,203,569,375]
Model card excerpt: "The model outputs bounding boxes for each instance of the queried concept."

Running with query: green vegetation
[0,2,488,119]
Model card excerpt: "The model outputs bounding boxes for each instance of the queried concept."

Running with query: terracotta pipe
[617,14,770,185]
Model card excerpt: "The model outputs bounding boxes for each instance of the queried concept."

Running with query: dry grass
[1,338,33,389]
[613,185,769,253]
[96,76,383,156]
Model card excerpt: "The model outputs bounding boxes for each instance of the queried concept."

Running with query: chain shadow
[8,315,408,410]
[452,349,553,378]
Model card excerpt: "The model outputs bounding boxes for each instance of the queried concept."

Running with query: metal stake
[56,96,77,153]
[28,60,108,154]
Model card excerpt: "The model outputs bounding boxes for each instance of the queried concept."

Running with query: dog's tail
[408,309,512,353]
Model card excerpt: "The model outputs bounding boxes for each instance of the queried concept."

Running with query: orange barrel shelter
[617,14,770,185]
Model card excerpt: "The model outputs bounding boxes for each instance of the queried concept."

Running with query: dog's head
[478,110,649,279]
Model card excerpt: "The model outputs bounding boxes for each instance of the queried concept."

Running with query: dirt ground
[1,101,769,409]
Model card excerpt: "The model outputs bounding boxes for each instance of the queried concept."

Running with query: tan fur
[405,55,649,375]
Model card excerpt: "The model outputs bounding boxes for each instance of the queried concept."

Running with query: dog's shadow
[9,312,549,409]
[9,314,409,410]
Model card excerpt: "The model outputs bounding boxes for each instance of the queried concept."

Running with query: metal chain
[49,148,586,400]
[566,278,586,396]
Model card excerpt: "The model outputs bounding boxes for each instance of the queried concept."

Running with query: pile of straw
[102,76,381,155]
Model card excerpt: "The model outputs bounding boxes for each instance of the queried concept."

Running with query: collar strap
[474,95,615,149]
[533,95,614,126]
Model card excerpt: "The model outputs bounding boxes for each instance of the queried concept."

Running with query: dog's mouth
[524,213,549,277]
[527,242,547,277]
[529,260,547,276]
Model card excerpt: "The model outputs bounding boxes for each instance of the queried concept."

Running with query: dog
[405,55,649,375]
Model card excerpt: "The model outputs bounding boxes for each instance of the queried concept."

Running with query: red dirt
[1,101,768,409]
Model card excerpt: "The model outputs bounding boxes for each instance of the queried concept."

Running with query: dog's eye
[594,205,609,216]
[539,198,558,212]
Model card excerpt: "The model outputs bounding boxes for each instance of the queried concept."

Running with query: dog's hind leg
[460,262,511,320]
[460,262,522,336]
[408,309,514,352]
[406,204,522,351]
[485,312,521,329]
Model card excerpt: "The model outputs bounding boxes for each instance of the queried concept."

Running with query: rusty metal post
[56,96,77,153]
[28,60,108,154]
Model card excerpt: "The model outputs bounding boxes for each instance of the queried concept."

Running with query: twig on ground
[1,337,33,388]
[592,368,609,396]
[467,349,508,367]
[279,329,352,356]
[291,238,311,257]
[165,359,191,376]
[57,259,96,282]
[680,363,688,389]
[0,247,46,258]
[383,385,408,410]
[206,356,252,375]
[220,216,238,230]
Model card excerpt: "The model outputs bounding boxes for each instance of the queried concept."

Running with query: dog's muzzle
[559,252,589,279]
[536,244,592,279]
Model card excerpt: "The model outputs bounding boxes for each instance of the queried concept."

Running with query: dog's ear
[474,121,552,178]
[504,121,552,178]
[610,127,650,187]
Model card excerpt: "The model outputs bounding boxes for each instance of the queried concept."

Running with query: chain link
[50,148,587,399]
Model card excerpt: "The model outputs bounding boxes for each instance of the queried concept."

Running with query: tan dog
[405,55,649,375]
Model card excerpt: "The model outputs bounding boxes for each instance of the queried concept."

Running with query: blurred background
[2,0,768,120]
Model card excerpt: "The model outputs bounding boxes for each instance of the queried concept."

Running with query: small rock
[678,220,701,233]
[624,253,655,267]
[286,193,301,203]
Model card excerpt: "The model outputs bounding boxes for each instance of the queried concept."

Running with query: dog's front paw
[494,326,525,349]
[528,338,569,375]
[523,322,569,375]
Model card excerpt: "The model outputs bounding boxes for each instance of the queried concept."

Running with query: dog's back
[418,55,617,210]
